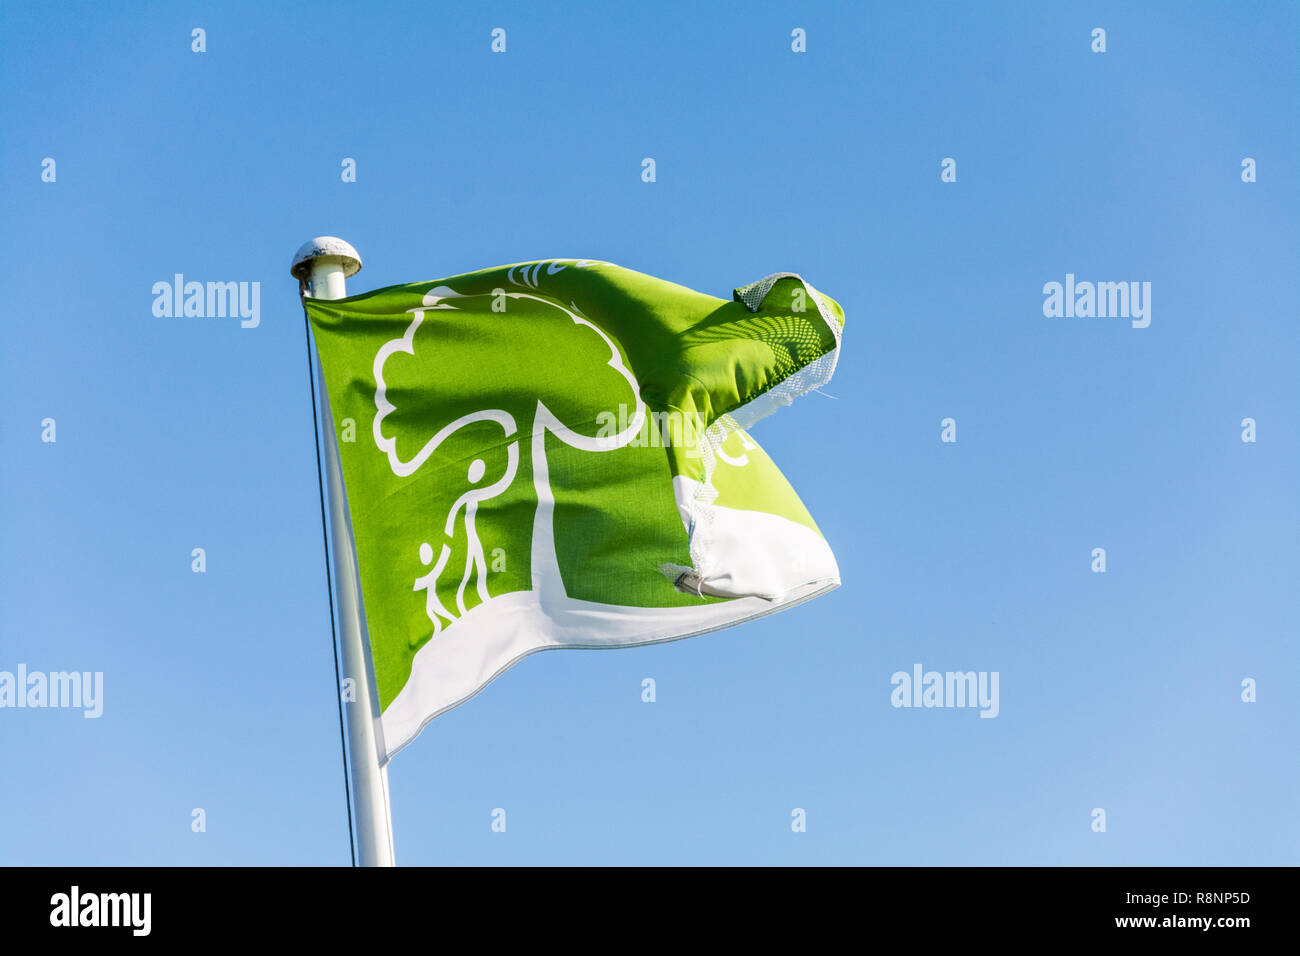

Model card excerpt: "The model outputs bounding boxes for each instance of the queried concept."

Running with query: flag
[305,259,844,760]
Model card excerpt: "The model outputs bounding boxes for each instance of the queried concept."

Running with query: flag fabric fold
[304,259,845,760]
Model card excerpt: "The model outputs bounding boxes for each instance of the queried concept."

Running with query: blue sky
[1,0,1296,865]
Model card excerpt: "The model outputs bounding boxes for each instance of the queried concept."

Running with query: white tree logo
[371,283,646,636]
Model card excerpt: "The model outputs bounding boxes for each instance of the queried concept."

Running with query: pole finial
[291,236,362,281]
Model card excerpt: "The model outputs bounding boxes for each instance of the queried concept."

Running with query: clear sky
[1,0,1296,865]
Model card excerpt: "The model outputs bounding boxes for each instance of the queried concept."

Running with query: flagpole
[292,236,397,867]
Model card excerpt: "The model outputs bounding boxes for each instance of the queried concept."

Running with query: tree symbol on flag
[371,285,646,637]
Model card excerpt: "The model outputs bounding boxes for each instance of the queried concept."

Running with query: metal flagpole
[292,236,397,867]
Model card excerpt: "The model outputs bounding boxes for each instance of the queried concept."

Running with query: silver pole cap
[290,236,363,281]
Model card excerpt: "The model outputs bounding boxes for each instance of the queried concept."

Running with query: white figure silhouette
[413,448,519,636]
[449,457,492,615]
[413,540,454,636]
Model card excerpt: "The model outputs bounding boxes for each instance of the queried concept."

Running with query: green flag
[305,259,844,759]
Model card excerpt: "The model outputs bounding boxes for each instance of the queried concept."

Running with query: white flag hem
[378,576,839,763]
